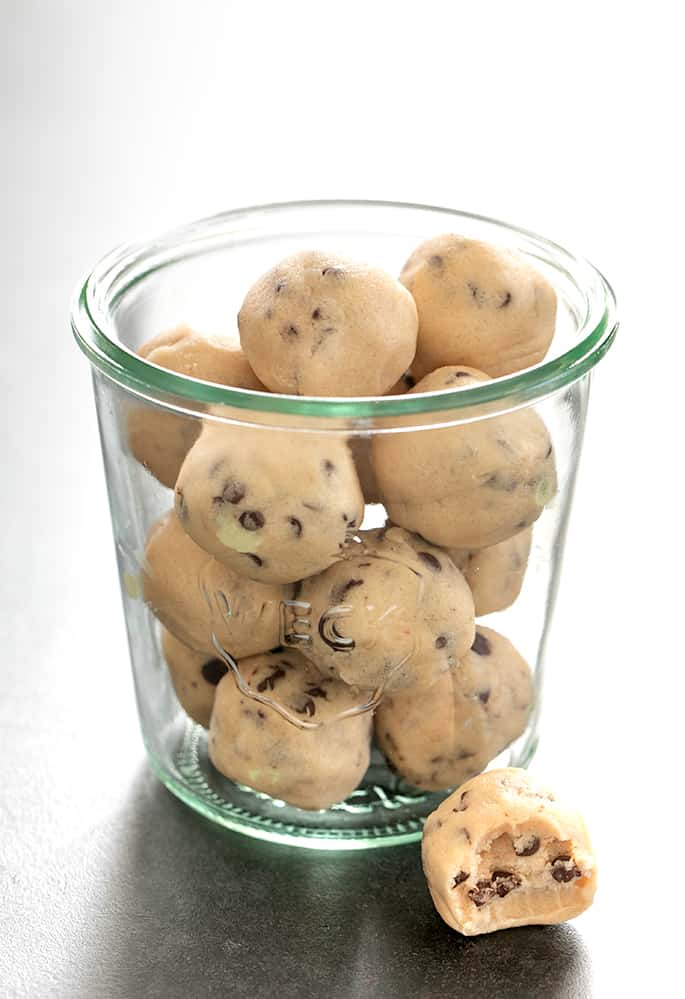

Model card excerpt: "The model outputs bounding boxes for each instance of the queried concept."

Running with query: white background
[1,2,683,995]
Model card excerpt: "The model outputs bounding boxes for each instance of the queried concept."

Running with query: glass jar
[72,201,617,849]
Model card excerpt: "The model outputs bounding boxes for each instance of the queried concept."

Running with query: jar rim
[71,198,618,419]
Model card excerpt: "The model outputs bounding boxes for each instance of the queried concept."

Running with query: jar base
[146,722,537,851]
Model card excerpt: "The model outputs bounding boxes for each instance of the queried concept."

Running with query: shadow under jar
[72,200,617,850]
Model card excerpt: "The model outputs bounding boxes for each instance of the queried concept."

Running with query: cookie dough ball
[141,511,290,657]
[238,251,418,396]
[161,628,229,728]
[400,236,557,379]
[175,423,364,584]
[449,528,533,617]
[128,326,265,487]
[372,366,557,549]
[208,649,372,810]
[421,768,597,935]
[375,626,533,790]
[297,527,475,691]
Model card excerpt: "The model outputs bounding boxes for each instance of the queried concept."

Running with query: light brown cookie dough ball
[449,528,533,617]
[375,626,533,790]
[297,527,475,691]
[161,628,229,728]
[421,768,597,935]
[238,251,418,396]
[141,511,289,657]
[400,236,557,379]
[128,326,265,488]
[175,423,364,584]
[372,366,557,549]
[208,649,372,810]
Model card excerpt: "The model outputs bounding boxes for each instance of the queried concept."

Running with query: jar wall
[92,366,590,848]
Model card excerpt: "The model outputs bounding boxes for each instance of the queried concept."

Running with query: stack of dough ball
[141,510,290,657]
[128,326,264,487]
[161,628,229,728]
[448,527,533,616]
[421,768,597,935]
[400,235,557,379]
[375,626,533,789]
[298,527,475,691]
[175,422,364,584]
[209,648,372,810]
[372,366,557,549]
[237,251,418,396]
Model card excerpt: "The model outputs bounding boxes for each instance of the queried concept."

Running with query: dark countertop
[1,4,680,997]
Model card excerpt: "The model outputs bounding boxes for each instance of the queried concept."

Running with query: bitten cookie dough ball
[422,768,597,935]
[161,628,229,728]
[400,236,557,379]
[297,527,475,691]
[372,366,557,549]
[142,511,290,657]
[375,626,533,790]
[128,326,265,487]
[208,649,372,810]
[175,423,364,584]
[449,528,533,617]
[238,251,418,396]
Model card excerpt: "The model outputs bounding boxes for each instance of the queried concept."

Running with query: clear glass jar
[72,201,617,849]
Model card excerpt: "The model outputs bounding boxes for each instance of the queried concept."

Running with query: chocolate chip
[402,372,416,389]
[459,827,472,843]
[514,835,540,857]
[322,459,336,475]
[477,689,491,704]
[449,370,471,381]
[201,659,228,686]
[311,308,322,320]
[428,254,444,268]
[451,871,469,887]
[467,282,484,304]
[498,291,512,308]
[215,479,246,505]
[282,324,299,339]
[175,489,188,521]
[551,856,582,883]
[256,666,286,692]
[468,882,496,907]
[295,698,316,717]
[257,709,266,720]
[322,266,344,277]
[240,510,265,531]
[453,791,469,812]
[275,281,287,294]
[246,553,263,567]
[435,635,448,649]
[546,443,553,458]
[357,561,372,567]
[331,578,364,604]
[417,551,441,572]
[471,632,492,656]
[491,870,522,897]
[305,685,328,699]
[302,501,323,512]
[288,516,303,537]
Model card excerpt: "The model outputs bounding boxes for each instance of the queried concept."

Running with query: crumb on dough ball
[175,422,364,584]
[375,626,533,790]
[372,366,557,550]
[141,510,290,657]
[297,527,475,691]
[421,768,597,935]
[161,627,229,728]
[208,648,372,810]
[400,235,557,379]
[448,528,533,617]
[127,326,265,487]
[238,251,418,396]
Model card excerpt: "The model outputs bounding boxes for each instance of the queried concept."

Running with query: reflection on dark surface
[66,769,593,999]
